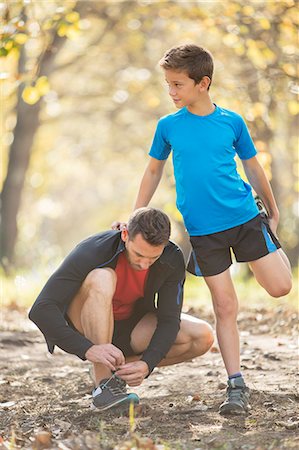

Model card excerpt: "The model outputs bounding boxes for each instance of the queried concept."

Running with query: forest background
[1,0,298,308]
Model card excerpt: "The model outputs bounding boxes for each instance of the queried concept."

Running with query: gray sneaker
[219,377,250,416]
[92,375,139,411]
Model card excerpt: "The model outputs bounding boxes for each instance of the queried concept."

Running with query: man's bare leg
[67,268,117,385]
[127,312,214,366]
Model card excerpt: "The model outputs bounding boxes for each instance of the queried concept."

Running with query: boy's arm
[242,155,280,234]
[134,157,166,209]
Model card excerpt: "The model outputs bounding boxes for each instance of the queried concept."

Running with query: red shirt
[113,252,149,320]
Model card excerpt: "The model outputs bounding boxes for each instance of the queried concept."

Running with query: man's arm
[134,157,166,209]
[242,155,280,234]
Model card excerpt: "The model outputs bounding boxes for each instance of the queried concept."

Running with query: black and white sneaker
[92,375,139,411]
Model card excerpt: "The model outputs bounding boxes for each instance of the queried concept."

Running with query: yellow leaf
[65,12,80,23]
[259,18,271,30]
[14,33,28,45]
[4,40,14,50]
[288,100,299,115]
[42,19,53,31]
[282,63,296,77]
[36,76,50,95]
[57,23,68,37]
[65,24,81,39]
[252,102,266,118]
[223,34,239,47]
[242,5,254,16]
[22,86,40,105]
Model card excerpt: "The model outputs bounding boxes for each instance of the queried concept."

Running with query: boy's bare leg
[67,268,117,385]
[204,269,240,377]
[128,312,214,365]
[249,250,292,297]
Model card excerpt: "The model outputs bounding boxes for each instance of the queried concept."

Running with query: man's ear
[121,228,128,242]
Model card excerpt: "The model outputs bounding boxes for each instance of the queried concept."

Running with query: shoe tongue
[229,377,245,388]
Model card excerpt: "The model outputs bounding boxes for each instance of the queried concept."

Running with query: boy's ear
[198,76,211,91]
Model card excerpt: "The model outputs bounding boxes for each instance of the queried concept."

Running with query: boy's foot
[219,377,250,416]
[92,375,139,411]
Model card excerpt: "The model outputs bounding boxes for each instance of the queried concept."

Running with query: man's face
[121,230,165,271]
[164,69,202,109]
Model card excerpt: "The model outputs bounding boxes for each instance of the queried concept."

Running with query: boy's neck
[187,96,215,117]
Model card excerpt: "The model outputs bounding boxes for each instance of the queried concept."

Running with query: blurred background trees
[1,0,298,279]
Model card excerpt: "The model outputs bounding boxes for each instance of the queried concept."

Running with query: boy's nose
[169,86,176,96]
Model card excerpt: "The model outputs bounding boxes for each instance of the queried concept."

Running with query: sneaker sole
[93,393,139,412]
[219,404,249,416]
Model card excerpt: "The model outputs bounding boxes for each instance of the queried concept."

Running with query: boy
[133,44,292,415]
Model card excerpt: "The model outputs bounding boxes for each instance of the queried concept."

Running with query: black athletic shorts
[112,308,147,356]
[187,214,281,277]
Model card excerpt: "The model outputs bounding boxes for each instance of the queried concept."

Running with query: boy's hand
[268,216,279,237]
[85,344,125,371]
[116,361,149,386]
[111,221,127,231]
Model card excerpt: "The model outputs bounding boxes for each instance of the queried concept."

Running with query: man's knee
[180,316,214,355]
[193,321,214,354]
[84,268,117,300]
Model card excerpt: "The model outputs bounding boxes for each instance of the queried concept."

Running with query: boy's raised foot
[92,375,139,411]
[219,377,250,416]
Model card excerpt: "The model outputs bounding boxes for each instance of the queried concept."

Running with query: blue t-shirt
[149,105,259,236]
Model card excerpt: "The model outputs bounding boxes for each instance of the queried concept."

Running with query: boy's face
[164,69,205,109]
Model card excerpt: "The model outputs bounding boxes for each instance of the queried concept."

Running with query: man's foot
[219,377,250,416]
[92,375,139,411]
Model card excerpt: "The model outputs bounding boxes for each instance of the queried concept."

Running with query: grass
[1,265,298,312]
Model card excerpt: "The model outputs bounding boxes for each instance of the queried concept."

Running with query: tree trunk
[0,34,64,269]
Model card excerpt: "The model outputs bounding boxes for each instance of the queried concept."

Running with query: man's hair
[159,44,214,88]
[127,207,171,246]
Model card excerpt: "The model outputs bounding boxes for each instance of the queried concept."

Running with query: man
[29,207,214,411]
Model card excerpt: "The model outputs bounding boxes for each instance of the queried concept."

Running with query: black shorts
[112,308,147,356]
[187,214,281,277]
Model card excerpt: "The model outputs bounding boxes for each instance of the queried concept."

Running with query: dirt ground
[0,305,298,450]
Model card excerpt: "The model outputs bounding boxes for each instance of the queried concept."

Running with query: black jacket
[29,230,185,373]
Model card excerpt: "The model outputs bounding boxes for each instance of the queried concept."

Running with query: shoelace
[227,387,247,404]
[100,373,126,395]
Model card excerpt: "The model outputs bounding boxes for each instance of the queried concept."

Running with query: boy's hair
[127,207,171,246]
[159,44,214,88]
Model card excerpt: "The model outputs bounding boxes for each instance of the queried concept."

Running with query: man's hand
[85,344,125,371]
[111,221,127,231]
[116,361,149,387]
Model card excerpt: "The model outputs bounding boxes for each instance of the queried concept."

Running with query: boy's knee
[267,278,292,298]
[213,300,238,321]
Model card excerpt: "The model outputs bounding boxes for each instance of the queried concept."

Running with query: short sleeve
[149,117,172,160]
[234,116,257,160]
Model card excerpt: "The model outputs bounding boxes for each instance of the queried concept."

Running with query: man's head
[121,208,171,270]
[159,44,214,87]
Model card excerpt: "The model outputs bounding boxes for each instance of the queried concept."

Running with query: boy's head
[159,44,214,89]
